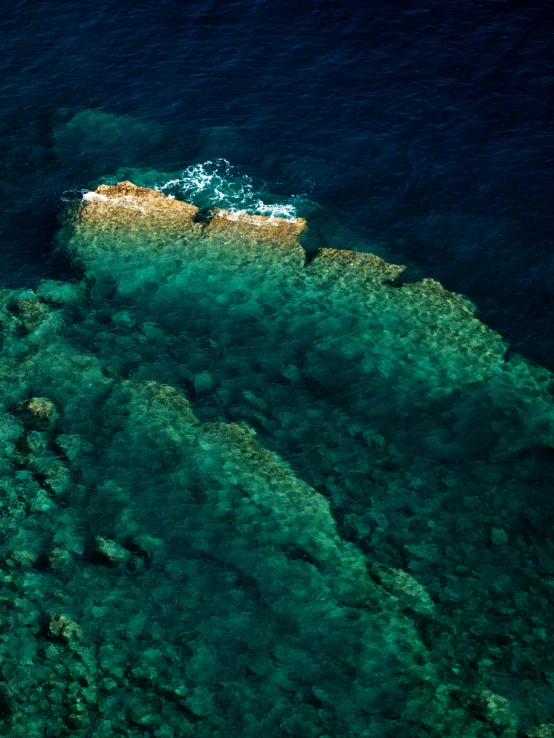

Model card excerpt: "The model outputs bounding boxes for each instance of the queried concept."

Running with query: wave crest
[154,159,301,220]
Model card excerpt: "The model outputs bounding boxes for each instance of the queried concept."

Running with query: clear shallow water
[2,181,553,736]
[1,0,553,366]
[1,3,554,736]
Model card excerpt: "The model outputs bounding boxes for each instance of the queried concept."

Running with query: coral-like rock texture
[0,180,552,737]
[78,181,198,234]
[205,207,307,244]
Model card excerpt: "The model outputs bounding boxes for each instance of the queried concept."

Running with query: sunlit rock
[79,181,198,231]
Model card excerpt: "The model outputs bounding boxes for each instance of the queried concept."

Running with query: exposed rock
[60,181,310,278]
[205,207,307,246]
[79,181,198,230]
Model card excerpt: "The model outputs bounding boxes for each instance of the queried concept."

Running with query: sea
[1,0,553,367]
[1,2,554,736]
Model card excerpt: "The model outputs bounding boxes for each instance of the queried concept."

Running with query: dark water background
[1,0,553,366]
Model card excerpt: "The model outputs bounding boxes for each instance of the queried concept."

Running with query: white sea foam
[63,161,304,221]
[60,188,91,203]
[81,191,148,214]
[252,200,298,219]
[83,191,108,202]
[215,208,298,226]
[154,159,301,220]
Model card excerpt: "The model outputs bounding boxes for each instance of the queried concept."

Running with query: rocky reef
[0,180,552,736]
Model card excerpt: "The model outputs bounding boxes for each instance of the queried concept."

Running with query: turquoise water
[1,1,553,365]
[0,2,553,736]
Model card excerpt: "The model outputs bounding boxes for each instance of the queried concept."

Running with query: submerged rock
[528,725,554,738]
[0,180,551,736]
[49,613,83,643]
[94,536,131,565]
[20,397,57,424]
[53,108,170,174]
[194,125,251,163]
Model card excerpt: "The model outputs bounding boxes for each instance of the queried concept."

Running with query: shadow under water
[0,161,552,737]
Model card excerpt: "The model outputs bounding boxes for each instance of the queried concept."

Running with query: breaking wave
[154,159,302,219]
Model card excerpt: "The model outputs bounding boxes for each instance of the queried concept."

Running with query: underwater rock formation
[0,181,552,736]
[53,109,171,176]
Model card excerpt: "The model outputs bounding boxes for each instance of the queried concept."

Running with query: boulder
[94,536,131,565]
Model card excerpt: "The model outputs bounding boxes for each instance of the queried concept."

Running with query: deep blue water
[1,0,553,366]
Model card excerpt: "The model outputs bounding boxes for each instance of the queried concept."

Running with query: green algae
[0,180,552,737]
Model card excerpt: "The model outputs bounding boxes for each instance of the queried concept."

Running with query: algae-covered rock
[48,546,72,571]
[14,297,51,332]
[476,690,519,730]
[528,725,554,738]
[36,279,85,306]
[94,536,131,565]
[49,614,82,643]
[17,397,57,427]
[491,526,509,546]
[371,564,435,617]
[0,174,552,736]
